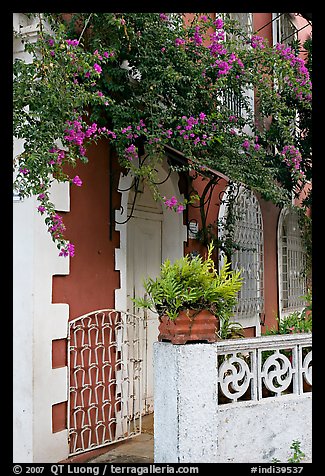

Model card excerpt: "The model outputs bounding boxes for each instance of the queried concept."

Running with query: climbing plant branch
[13,12,312,257]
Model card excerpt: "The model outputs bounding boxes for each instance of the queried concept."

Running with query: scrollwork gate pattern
[67,309,145,456]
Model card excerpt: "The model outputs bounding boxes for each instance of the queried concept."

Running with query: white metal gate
[67,309,145,456]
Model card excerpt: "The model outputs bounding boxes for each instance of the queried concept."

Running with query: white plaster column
[13,14,70,462]
[153,342,219,463]
[13,182,71,463]
[13,187,35,462]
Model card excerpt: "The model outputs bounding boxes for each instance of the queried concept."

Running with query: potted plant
[134,243,243,344]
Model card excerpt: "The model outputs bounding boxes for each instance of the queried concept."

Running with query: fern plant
[134,243,243,322]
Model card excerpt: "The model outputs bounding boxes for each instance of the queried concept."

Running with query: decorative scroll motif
[67,309,145,456]
[301,348,312,386]
[261,350,294,395]
[216,334,312,404]
[218,354,253,402]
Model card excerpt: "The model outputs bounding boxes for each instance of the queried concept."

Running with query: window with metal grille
[272,13,298,46]
[218,186,264,334]
[217,13,254,122]
[222,12,253,36]
[221,89,243,117]
[231,187,264,324]
[278,208,307,316]
[219,87,254,125]
[272,14,299,138]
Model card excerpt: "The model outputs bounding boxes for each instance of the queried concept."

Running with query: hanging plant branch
[13,12,312,256]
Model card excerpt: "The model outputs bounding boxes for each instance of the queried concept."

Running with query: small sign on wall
[13,190,23,202]
[188,220,199,239]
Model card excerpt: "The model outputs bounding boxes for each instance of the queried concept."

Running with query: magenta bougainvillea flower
[93,63,102,74]
[72,175,83,187]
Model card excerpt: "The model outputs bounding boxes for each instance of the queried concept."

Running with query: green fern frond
[135,243,243,321]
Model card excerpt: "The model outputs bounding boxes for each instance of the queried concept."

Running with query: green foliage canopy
[13,13,312,256]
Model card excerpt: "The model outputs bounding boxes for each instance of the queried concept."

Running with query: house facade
[13,12,312,463]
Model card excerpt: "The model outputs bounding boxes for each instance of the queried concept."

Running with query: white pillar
[13,14,70,462]
[153,342,219,463]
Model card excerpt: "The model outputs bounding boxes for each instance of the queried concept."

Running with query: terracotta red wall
[51,138,122,434]
[52,139,121,320]
[253,13,272,44]
[259,197,281,331]
[184,174,228,258]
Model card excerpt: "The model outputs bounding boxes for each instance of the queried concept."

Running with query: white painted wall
[154,341,312,463]
[13,186,35,462]
[13,14,70,462]
[217,397,312,463]
[13,178,71,463]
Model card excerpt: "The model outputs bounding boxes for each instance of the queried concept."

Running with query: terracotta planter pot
[158,309,220,344]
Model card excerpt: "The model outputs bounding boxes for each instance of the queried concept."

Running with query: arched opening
[218,184,264,335]
[277,207,307,318]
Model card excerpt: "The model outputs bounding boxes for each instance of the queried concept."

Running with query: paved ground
[87,433,154,464]
[84,414,154,464]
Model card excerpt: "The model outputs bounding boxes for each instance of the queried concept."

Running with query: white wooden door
[127,212,162,414]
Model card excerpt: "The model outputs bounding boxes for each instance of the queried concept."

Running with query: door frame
[114,160,187,413]
[115,158,187,313]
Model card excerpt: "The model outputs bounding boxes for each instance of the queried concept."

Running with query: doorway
[115,163,187,416]
[126,183,163,414]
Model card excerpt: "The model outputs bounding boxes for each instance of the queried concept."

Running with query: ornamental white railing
[216,333,312,404]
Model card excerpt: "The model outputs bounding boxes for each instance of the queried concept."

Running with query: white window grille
[217,13,254,124]
[278,208,307,317]
[220,87,254,133]
[272,14,300,138]
[221,89,244,118]
[272,13,298,47]
[221,12,253,36]
[219,185,264,334]
[231,187,264,325]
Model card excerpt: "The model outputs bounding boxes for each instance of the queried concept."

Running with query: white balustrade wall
[216,333,312,403]
[154,333,312,463]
